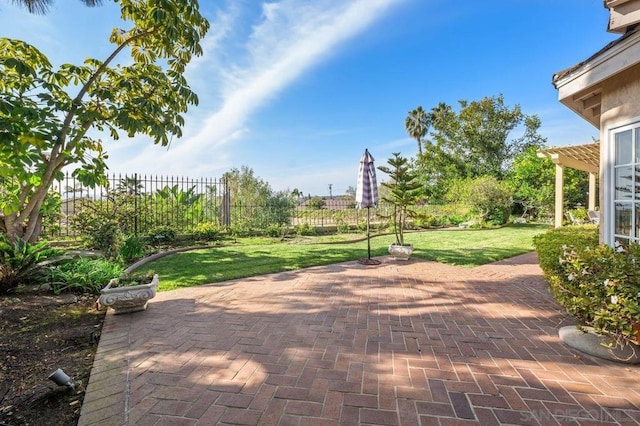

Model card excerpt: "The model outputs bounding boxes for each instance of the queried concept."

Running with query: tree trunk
[2,210,43,243]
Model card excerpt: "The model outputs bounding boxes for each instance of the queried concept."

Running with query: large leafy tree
[223,166,273,208]
[405,106,430,156]
[10,0,102,15]
[507,145,588,219]
[222,166,296,229]
[0,0,209,242]
[416,95,545,200]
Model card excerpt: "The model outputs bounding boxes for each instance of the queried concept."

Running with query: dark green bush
[71,209,123,259]
[93,221,124,259]
[295,223,318,236]
[0,237,60,294]
[229,219,258,238]
[266,224,287,238]
[533,225,640,344]
[147,225,177,245]
[120,235,146,263]
[193,222,222,241]
[556,241,640,345]
[533,225,598,278]
[414,214,440,228]
[48,258,124,294]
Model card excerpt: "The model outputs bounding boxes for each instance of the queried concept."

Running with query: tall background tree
[0,0,209,242]
[508,146,588,219]
[222,166,296,231]
[416,94,545,201]
[405,106,430,155]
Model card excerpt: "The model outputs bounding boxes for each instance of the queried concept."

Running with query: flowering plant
[557,241,640,345]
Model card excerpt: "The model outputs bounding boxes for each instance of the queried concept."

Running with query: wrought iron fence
[47,173,229,238]
[43,172,463,239]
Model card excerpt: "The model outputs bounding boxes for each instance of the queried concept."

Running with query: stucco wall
[599,63,640,242]
[600,64,640,130]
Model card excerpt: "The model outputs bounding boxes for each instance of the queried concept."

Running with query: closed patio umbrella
[355,149,381,265]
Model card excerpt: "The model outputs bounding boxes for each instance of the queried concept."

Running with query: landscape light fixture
[48,368,75,390]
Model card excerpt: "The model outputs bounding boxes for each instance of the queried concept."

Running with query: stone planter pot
[559,325,640,364]
[388,244,413,260]
[98,274,159,314]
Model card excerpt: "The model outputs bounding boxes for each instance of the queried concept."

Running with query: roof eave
[552,30,640,128]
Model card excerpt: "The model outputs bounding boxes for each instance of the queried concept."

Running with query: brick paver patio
[79,253,640,425]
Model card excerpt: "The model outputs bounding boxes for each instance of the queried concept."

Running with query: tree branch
[56,28,155,152]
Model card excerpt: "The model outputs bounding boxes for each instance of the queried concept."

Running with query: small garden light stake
[48,368,75,390]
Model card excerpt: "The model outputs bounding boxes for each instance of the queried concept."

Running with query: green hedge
[533,225,599,279]
[534,225,640,345]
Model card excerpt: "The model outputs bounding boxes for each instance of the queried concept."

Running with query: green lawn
[138,223,550,291]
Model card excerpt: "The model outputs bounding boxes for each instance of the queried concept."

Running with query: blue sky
[2,0,616,196]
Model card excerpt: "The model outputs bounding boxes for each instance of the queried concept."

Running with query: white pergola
[537,142,600,228]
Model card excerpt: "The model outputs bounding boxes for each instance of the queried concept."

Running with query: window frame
[605,117,640,246]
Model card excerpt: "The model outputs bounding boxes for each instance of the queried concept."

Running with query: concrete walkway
[79,253,640,425]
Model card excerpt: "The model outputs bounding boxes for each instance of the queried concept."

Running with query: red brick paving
[79,253,640,425]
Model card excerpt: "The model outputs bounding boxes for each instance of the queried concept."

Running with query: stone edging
[559,325,640,364]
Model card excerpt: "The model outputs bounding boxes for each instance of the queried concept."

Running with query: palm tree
[405,106,430,156]
[11,0,102,14]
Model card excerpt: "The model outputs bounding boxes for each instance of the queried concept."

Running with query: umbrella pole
[367,207,371,259]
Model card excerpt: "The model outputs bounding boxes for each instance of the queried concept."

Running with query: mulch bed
[0,292,104,425]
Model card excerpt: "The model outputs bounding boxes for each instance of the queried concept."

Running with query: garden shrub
[442,214,468,226]
[193,222,222,241]
[533,225,599,278]
[467,176,512,225]
[120,235,146,263]
[533,225,640,345]
[333,211,350,234]
[266,224,290,238]
[414,214,440,228]
[48,257,124,294]
[147,225,177,246]
[445,176,512,225]
[71,208,124,259]
[296,223,318,236]
[230,219,257,238]
[93,220,124,259]
[558,242,640,345]
[336,222,350,234]
[0,237,59,294]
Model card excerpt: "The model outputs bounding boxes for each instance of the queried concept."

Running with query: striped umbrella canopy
[355,149,378,209]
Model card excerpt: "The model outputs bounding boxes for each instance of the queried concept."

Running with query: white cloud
[110,0,405,177]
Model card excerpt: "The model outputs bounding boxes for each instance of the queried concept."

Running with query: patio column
[588,172,597,211]
[555,163,564,228]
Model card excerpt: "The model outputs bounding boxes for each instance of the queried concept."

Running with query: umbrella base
[357,258,381,265]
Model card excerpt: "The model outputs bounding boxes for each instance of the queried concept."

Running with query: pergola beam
[538,142,600,227]
[539,152,599,173]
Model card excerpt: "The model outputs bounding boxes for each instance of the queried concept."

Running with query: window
[611,125,640,245]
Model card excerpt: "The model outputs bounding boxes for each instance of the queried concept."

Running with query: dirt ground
[0,292,104,426]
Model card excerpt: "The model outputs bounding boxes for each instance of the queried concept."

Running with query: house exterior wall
[600,63,640,128]
[599,63,640,242]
